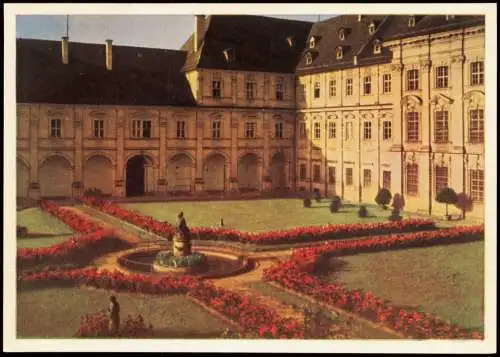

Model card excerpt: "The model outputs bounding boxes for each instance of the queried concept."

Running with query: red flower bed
[81,196,437,245]
[263,225,485,339]
[40,200,102,233]
[75,311,154,338]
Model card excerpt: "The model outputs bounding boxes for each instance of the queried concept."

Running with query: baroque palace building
[16,14,485,218]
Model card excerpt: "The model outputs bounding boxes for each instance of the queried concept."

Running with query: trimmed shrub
[455,192,473,219]
[329,196,342,213]
[389,208,402,221]
[17,225,28,237]
[303,197,312,208]
[436,187,458,219]
[392,193,405,211]
[358,205,368,218]
[375,188,392,209]
[313,189,322,203]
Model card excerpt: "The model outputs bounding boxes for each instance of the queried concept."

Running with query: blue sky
[16,15,336,50]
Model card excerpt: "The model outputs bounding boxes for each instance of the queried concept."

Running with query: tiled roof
[17,38,196,106]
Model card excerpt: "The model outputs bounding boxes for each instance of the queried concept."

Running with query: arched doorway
[84,155,113,195]
[270,152,287,191]
[166,153,193,193]
[17,159,30,199]
[39,155,73,198]
[126,155,154,197]
[238,153,260,191]
[203,154,226,192]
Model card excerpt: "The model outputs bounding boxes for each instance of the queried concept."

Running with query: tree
[330,195,342,213]
[436,187,458,219]
[303,197,312,208]
[454,192,474,219]
[375,188,392,209]
[392,193,405,212]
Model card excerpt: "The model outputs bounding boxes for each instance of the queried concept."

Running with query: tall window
[212,120,221,139]
[276,79,285,100]
[435,66,449,88]
[363,121,372,140]
[300,164,307,180]
[345,122,353,141]
[246,77,256,100]
[406,112,420,142]
[383,74,391,94]
[244,121,256,138]
[93,119,104,138]
[407,69,419,91]
[346,78,353,96]
[345,168,353,186]
[383,171,391,190]
[299,122,306,138]
[328,121,336,139]
[435,166,448,196]
[470,61,484,85]
[314,82,321,99]
[363,76,372,95]
[383,121,392,140]
[50,119,62,138]
[469,109,484,143]
[176,120,186,139]
[212,74,222,98]
[434,111,449,143]
[363,169,372,187]
[314,122,321,139]
[406,164,419,196]
[329,80,337,97]
[328,167,336,184]
[470,169,484,202]
[132,120,151,138]
[313,165,321,183]
[275,121,284,139]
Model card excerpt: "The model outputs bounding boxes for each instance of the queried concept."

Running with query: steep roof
[182,15,313,73]
[17,38,196,106]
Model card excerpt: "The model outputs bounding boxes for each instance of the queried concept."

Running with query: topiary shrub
[358,205,368,218]
[17,225,28,237]
[330,195,342,213]
[313,188,322,203]
[303,197,312,208]
[392,193,405,212]
[375,188,392,209]
[436,187,458,220]
[455,192,474,219]
[388,208,402,221]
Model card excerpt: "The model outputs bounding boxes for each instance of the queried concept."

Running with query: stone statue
[173,211,191,256]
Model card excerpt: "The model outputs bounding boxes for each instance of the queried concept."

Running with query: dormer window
[309,37,316,49]
[305,52,313,65]
[223,48,234,62]
[373,39,382,54]
[368,22,376,35]
[336,46,343,60]
[408,15,416,27]
[286,36,295,48]
[357,15,363,22]
[445,15,455,21]
[339,28,346,41]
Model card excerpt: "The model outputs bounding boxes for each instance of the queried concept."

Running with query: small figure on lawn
[220,217,224,227]
[108,295,120,334]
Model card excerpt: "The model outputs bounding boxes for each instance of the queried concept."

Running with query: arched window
[373,40,382,54]
[368,22,376,34]
[336,46,343,60]
[309,37,316,49]
[305,53,313,65]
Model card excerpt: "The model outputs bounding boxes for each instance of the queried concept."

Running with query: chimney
[194,15,205,53]
[358,15,363,22]
[105,39,113,70]
[61,36,69,64]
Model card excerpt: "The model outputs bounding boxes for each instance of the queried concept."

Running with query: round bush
[375,188,392,209]
[389,208,402,221]
[358,205,368,218]
[17,225,28,237]
[330,196,342,213]
[303,197,312,208]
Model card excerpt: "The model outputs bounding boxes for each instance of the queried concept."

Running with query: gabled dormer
[223,47,234,63]
[338,27,348,41]
[373,39,382,54]
[368,21,377,35]
[286,36,295,48]
[309,35,321,49]
[336,46,344,60]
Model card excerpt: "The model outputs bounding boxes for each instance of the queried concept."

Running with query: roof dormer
[357,15,363,22]
[338,27,349,41]
[408,15,416,27]
[336,46,344,60]
[309,36,321,49]
[286,36,295,48]
[373,39,382,54]
[368,21,377,35]
[445,15,455,21]
[305,52,313,65]
[223,47,234,63]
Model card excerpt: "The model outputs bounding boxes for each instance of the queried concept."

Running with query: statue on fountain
[173,211,192,257]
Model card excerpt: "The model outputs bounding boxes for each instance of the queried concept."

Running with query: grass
[17,208,73,235]
[318,240,484,331]
[17,235,73,249]
[17,286,231,338]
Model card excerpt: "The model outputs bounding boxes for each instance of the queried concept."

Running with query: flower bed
[75,311,154,338]
[81,196,437,245]
[40,200,102,233]
[263,225,485,339]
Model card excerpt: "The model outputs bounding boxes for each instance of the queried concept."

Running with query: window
[435,66,449,88]
[132,120,151,138]
[345,122,353,140]
[299,122,306,138]
[309,37,316,49]
[383,121,392,140]
[406,163,419,196]
[305,53,313,65]
[407,69,419,91]
[363,76,372,95]
[246,78,256,100]
[363,121,372,140]
[313,165,321,183]
[374,42,381,54]
[275,121,284,139]
[93,119,104,138]
[383,74,391,93]
[314,122,321,139]
[345,168,353,186]
[143,121,151,138]
[176,120,186,139]
[346,78,353,96]
[470,169,484,202]
[328,167,336,184]
[363,169,372,187]
[469,109,484,143]
[435,166,448,196]
[336,46,343,60]
[406,112,420,142]
[329,80,337,97]
[212,75,221,98]
[339,28,345,41]
[245,121,256,138]
[300,164,307,180]
[276,80,285,100]
[50,119,62,138]
[434,111,449,143]
[328,121,336,139]
[298,83,306,101]
[212,120,221,139]
[470,61,484,85]
[132,120,141,138]
[383,171,391,190]
[408,15,416,27]
[314,82,321,99]
[445,15,455,20]
[368,23,376,34]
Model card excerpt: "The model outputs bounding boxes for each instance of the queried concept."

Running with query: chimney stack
[105,39,113,70]
[61,36,69,64]
[194,15,205,53]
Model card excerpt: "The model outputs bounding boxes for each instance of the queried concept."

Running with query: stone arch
[39,152,74,168]
[166,152,194,193]
[125,154,155,197]
[124,152,158,168]
[83,154,114,195]
[17,158,30,198]
[39,154,73,198]
[84,151,116,167]
[238,153,260,191]
[270,151,287,191]
[203,152,227,192]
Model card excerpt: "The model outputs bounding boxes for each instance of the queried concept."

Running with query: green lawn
[318,241,484,331]
[17,208,73,235]
[121,199,405,232]
[17,235,73,249]
[17,287,231,338]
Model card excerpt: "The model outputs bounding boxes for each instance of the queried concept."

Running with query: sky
[16,15,337,50]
